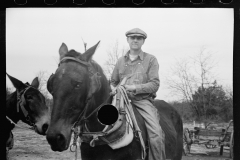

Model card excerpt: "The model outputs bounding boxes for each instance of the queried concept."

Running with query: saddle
[80,77,146,159]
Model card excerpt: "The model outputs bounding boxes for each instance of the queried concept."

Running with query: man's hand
[124,85,136,92]
[110,85,117,95]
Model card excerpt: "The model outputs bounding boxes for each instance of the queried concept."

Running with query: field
[8,122,233,160]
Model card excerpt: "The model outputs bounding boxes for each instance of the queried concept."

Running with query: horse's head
[46,41,110,151]
[7,74,50,135]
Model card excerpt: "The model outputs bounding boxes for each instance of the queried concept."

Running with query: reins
[6,116,34,131]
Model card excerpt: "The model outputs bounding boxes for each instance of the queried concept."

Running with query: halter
[6,85,36,130]
[16,85,36,127]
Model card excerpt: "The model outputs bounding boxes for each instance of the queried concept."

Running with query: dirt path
[8,122,232,160]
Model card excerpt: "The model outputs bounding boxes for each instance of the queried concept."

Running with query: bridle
[6,85,37,130]
[58,57,111,152]
[58,57,109,130]
[58,57,146,160]
[17,85,37,126]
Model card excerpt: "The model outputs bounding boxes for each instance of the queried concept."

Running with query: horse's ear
[59,43,68,60]
[47,74,55,94]
[6,73,25,91]
[31,77,40,89]
[87,73,101,99]
[82,41,100,62]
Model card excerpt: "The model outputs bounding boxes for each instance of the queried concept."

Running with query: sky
[6,8,233,102]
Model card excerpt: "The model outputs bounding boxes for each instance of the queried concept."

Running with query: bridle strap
[59,57,89,66]
[6,116,34,131]
[17,86,31,117]
[72,85,112,130]
[58,57,96,128]
[16,85,36,126]
[59,57,112,143]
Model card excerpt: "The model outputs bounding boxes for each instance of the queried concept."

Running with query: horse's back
[154,99,183,160]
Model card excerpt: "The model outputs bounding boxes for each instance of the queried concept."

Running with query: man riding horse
[111,28,166,160]
[46,32,183,160]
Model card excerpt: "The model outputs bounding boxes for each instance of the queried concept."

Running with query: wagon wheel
[183,128,192,155]
[229,131,234,158]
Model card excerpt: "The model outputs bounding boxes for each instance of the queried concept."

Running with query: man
[111,28,166,160]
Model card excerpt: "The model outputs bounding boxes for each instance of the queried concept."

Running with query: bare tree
[104,40,128,79]
[224,85,233,106]
[165,47,218,118]
[36,70,51,98]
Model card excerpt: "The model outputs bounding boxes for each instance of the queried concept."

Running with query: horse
[46,42,183,160]
[6,73,50,159]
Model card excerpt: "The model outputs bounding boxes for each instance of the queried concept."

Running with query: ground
[8,121,233,160]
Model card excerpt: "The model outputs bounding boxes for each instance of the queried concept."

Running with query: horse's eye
[71,80,82,89]
[76,83,81,88]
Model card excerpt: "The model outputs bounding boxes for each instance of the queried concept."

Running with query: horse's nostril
[57,134,65,143]
[46,132,67,151]
[42,123,49,134]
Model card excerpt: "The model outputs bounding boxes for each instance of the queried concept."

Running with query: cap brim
[127,34,146,38]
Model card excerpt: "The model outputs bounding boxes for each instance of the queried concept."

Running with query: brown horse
[6,74,50,159]
[46,42,183,160]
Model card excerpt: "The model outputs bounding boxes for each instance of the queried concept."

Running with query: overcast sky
[6,8,233,101]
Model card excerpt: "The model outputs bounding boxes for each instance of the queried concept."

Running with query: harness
[59,57,146,160]
[6,85,36,130]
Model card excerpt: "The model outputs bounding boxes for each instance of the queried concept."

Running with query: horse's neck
[86,88,110,132]
[6,92,21,124]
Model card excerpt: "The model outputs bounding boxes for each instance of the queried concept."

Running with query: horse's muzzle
[46,130,69,152]
[34,123,49,135]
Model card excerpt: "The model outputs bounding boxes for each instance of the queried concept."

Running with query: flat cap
[125,28,147,39]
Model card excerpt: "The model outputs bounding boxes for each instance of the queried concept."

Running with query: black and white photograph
[6,8,234,160]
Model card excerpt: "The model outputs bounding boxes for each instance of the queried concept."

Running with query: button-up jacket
[111,50,160,101]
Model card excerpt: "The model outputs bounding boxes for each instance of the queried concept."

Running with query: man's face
[127,36,145,51]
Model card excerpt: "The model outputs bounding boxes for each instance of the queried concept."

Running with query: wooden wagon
[183,120,234,158]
